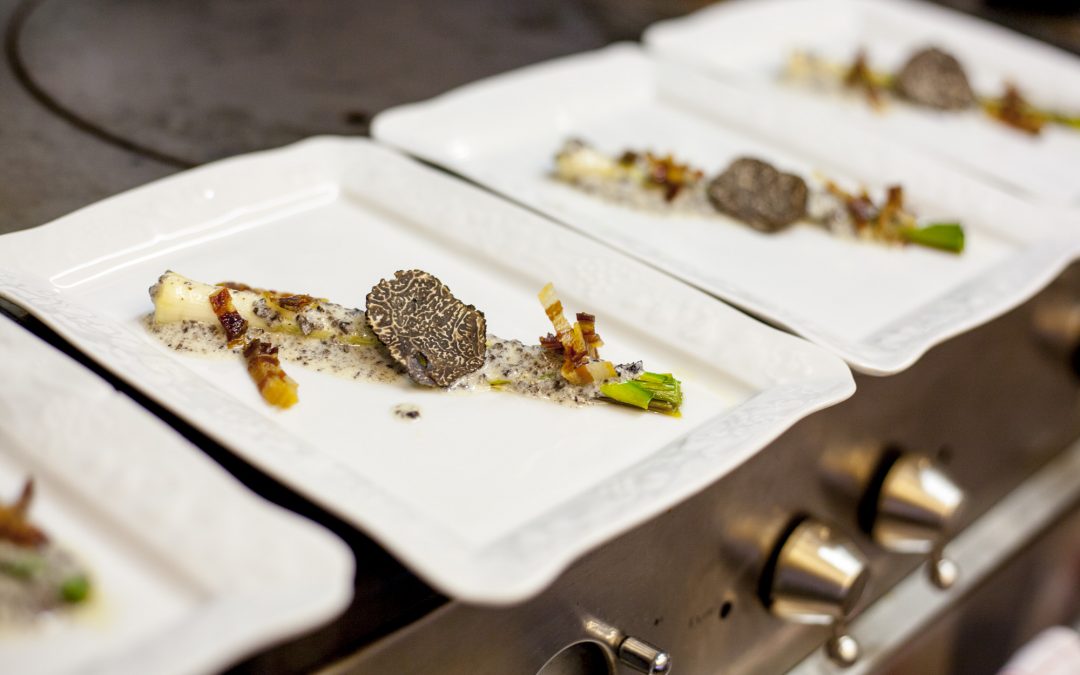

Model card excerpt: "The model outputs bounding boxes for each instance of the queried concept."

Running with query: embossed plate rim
[0,315,353,675]
[0,137,854,603]
[372,44,1080,375]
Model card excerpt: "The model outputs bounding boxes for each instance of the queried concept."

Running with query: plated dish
[0,138,853,603]
[373,44,1080,374]
[148,270,683,414]
[0,478,91,623]
[785,45,1080,137]
[644,0,1080,206]
[0,315,352,675]
[554,138,964,252]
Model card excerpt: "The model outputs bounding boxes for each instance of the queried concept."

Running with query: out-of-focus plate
[0,138,853,603]
[645,0,1080,207]
[372,45,1080,374]
[0,315,352,675]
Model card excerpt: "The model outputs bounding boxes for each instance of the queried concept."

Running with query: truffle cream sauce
[0,541,86,623]
[554,142,865,239]
[145,316,638,407]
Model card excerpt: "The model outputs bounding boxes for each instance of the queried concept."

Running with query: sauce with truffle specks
[145,316,638,407]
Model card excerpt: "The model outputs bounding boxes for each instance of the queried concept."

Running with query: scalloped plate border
[0,315,353,675]
[0,137,854,603]
[372,44,1080,375]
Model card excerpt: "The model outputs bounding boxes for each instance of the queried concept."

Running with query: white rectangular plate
[0,138,852,604]
[0,316,352,674]
[372,44,1080,374]
[645,0,1080,207]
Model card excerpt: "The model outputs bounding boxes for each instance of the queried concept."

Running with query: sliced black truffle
[365,270,486,387]
[706,157,808,232]
[894,47,975,110]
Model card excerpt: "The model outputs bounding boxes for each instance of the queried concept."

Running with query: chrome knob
[763,518,869,666]
[871,454,964,589]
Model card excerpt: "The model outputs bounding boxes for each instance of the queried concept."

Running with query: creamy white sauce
[391,403,422,421]
[0,541,86,623]
[554,142,869,240]
[146,316,638,408]
[562,173,715,217]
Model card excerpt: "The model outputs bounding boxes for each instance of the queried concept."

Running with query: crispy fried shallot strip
[243,339,299,409]
[845,49,884,109]
[0,479,47,548]
[218,281,322,317]
[576,312,603,358]
[538,283,617,385]
[209,287,298,408]
[984,83,1045,136]
[209,287,249,347]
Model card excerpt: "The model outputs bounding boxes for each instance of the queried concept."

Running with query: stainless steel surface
[826,634,859,669]
[766,518,869,666]
[789,432,1080,675]
[872,456,963,556]
[321,266,1080,675]
[871,455,964,590]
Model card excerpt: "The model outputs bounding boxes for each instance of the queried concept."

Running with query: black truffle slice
[894,47,975,110]
[365,270,486,387]
[706,157,808,232]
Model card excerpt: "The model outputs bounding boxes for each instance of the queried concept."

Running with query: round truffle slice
[706,157,808,232]
[895,47,975,110]
[365,270,486,387]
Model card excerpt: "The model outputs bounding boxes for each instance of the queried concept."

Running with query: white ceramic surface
[0,137,853,603]
[372,44,1080,374]
[0,315,353,675]
[645,0,1080,207]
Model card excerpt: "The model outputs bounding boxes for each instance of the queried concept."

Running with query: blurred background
[2,0,1079,233]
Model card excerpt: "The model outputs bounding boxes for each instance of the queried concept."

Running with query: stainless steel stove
[3,2,1079,673]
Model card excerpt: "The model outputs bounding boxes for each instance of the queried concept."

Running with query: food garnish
[555,138,707,210]
[153,272,376,346]
[1,479,92,620]
[538,282,617,385]
[844,49,886,109]
[554,140,964,253]
[894,47,975,110]
[0,480,45,548]
[149,271,684,415]
[601,372,683,414]
[205,285,298,408]
[707,157,808,232]
[818,183,965,253]
[243,339,299,409]
[209,287,249,348]
[366,270,487,387]
[786,46,1078,136]
[982,83,1045,136]
[538,282,683,414]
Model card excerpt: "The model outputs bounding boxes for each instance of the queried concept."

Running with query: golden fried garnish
[0,479,47,549]
[538,283,617,385]
[243,339,299,409]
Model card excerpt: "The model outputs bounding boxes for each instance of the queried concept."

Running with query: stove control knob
[763,518,869,666]
[870,454,964,589]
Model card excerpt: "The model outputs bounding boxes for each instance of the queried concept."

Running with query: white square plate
[0,138,853,603]
[645,0,1080,207]
[373,45,1080,374]
[0,315,352,675]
